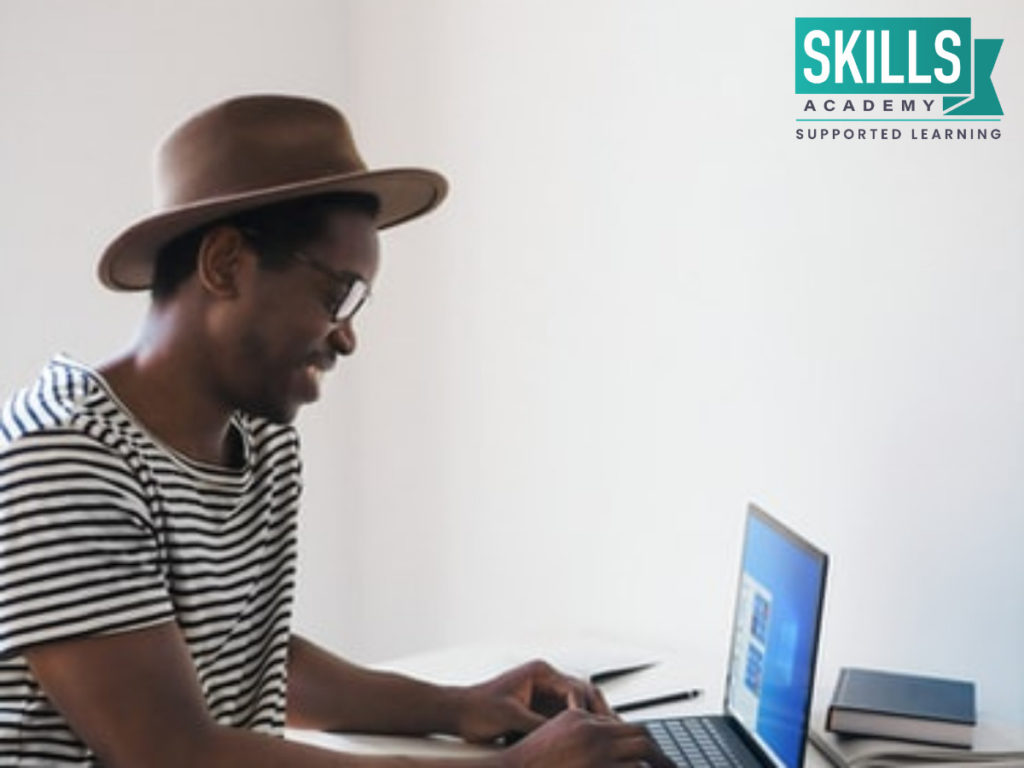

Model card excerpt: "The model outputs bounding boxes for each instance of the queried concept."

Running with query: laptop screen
[724,505,828,768]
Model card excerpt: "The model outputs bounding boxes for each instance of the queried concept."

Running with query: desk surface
[285,642,837,766]
[287,701,837,767]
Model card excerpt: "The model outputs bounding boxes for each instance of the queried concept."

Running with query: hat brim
[98,167,447,291]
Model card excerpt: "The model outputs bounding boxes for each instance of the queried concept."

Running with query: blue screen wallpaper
[727,510,826,768]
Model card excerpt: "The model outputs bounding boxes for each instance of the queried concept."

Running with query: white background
[1,1,1021,723]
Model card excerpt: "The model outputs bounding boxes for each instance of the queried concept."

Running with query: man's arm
[287,633,610,742]
[286,633,466,734]
[24,622,489,768]
[26,624,670,768]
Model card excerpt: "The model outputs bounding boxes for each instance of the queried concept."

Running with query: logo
[794,18,1003,142]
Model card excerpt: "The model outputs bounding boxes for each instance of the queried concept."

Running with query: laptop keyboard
[646,716,751,768]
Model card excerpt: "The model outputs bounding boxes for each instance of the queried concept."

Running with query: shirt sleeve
[0,430,175,658]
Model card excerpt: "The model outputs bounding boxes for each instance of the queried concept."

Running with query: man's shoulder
[0,357,150,518]
[0,354,112,450]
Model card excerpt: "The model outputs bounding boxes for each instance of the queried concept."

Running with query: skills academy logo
[794,18,1004,142]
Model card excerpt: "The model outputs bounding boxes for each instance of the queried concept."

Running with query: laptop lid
[723,504,829,768]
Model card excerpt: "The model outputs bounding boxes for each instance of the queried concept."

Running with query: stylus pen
[612,689,703,714]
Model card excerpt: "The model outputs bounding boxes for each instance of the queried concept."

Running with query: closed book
[826,667,977,748]
[810,711,1024,768]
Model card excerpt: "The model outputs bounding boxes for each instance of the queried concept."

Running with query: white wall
[2,0,1022,723]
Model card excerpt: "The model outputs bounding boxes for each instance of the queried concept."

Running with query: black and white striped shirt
[0,355,300,764]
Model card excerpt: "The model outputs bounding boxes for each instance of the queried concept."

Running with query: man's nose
[328,321,357,356]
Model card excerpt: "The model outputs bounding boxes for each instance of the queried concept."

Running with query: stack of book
[812,667,1024,768]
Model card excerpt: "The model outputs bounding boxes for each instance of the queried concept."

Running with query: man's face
[219,207,380,423]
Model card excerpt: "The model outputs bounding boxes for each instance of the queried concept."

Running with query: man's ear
[196,226,250,297]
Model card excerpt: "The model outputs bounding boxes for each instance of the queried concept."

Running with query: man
[0,95,669,767]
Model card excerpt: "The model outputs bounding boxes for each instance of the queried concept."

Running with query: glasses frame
[289,251,371,324]
[237,226,372,324]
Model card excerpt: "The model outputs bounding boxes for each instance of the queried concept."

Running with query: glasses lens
[335,279,369,322]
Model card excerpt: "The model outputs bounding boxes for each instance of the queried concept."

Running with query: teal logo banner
[795,17,1002,115]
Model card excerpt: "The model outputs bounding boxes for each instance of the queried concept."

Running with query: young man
[0,95,669,767]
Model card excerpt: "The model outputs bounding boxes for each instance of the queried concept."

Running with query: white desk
[285,642,835,766]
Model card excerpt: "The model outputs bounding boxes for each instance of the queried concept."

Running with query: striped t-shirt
[0,355,301,764]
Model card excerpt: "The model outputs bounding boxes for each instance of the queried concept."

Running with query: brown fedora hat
[98,94,448,290]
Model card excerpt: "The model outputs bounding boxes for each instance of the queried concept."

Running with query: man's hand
[453,659,612,744]
[453,661,672,767]
[500,708,676,768]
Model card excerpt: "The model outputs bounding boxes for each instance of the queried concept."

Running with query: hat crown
[156,95,369,209]
[98,93,447,291]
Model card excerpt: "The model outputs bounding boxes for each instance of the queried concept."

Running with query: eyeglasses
[290,250,371,324]
[237,226,371,324]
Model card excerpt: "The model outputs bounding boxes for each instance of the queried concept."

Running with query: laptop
[643,503,829,768]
